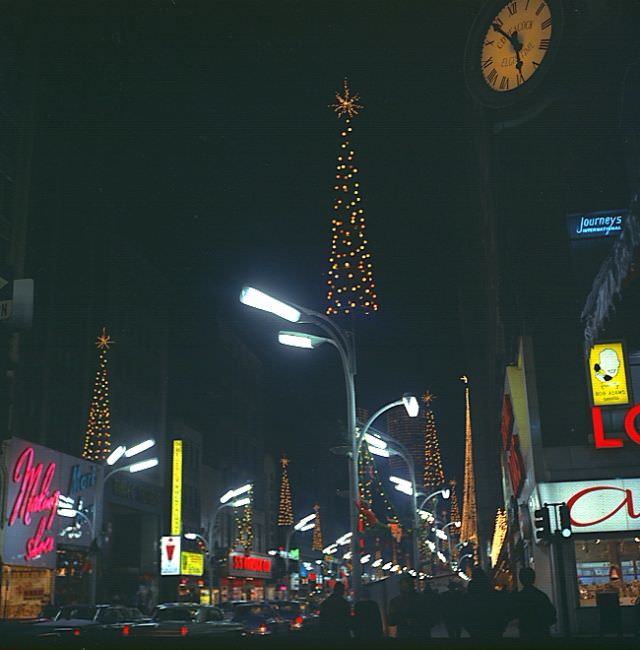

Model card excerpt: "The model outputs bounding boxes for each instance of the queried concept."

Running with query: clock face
[480,0,554,92]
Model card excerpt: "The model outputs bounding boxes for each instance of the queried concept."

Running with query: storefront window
[575,538,640,606]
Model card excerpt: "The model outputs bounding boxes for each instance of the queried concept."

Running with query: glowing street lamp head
[232,497,251,508]
[184,533,198,540]
[124,439,156,458]
[442,488,451,500]
[278,330,329,350]
[232,484,253,498]
[106,445,126,466]
[220,490,235,504]
[367,445,390,458]
[128,458,159,473]
[240,287,302,323]
[402,393,420,418]
[363,433,386,449]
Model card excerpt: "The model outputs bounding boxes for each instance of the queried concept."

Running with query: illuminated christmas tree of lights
[277,457,294,526]
[82,328,114,462]
[235,485,254,551]
[325,79,379,317]
[460,376,479,558]
[312,504,323,551]
[422,391,445,489]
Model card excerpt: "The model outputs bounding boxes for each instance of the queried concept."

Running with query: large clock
[464,0,564,108]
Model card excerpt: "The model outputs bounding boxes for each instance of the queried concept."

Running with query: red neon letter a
[592,406,624,448]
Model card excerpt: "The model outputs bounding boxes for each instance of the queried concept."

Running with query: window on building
[575,538,640,607]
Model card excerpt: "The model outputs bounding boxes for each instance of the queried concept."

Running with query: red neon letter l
[592,406,624,448]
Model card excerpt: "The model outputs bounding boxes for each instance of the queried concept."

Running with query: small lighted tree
[82,328,114,462]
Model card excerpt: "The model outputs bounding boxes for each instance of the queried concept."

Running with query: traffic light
[558,503,572,538]
[534,506,551,541]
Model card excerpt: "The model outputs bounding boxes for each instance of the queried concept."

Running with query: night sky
[26,0,637,538]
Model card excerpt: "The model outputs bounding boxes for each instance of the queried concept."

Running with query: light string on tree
[325,79,379,316]
[235,485,254,551]
[422,391,445,490]
[82,328,114,462]
[312,504,323,551]
[277,457,294,527]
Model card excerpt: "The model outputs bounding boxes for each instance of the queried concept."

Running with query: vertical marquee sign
[171,439,183,536]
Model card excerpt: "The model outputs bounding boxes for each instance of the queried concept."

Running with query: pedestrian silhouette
[352,599,383,640]
[387,574,426,640]
[440,579,463,639]
[461,567,508,639]
[513,567,556,639]
[421,580,441,637]
[319,581,351,638]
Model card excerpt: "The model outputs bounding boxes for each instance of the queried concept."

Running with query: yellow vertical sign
[588,342,630,406]
[171,439,183,535]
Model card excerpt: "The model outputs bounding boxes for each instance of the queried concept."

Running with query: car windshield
[236,605,273,618]
[55,606,97,621]
[154,607,197,622]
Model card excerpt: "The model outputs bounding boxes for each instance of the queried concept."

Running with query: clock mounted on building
[464,0,564,109]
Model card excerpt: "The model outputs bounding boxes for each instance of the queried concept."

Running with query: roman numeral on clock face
[486,68,498,85]
[539,38,550,49]
[541,17,552,29]
[499,76,510,90]
[481,57,494,69]
[535,2,545,15]
[507,2,517,15]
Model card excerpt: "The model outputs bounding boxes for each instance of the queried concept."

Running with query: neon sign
[501,394,525,497]
[229,553,271,576]
[566,486,639,528]
[8,447,60,561]
[591,403,640,448]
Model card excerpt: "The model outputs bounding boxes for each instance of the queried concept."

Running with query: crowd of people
[319,566,557,641]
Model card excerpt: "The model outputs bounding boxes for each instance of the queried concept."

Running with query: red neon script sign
[566,485,640,527]
[9,447,60,561]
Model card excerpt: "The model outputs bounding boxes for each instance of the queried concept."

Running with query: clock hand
[511,30,526,82]
[491,22,514,44]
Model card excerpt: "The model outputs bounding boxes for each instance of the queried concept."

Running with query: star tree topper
[96,327,114,350]
[331,78,363,119]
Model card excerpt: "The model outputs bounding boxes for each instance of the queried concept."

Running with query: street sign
[160,536,181,575]
[181,551,204,576]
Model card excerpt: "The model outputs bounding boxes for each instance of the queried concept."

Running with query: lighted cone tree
[235,485,254,551]
[422,391,445,490]
[460,376,479,560]
[278,457,294,527]
[82,328,114,462]
[448,479,461,556]
[325,79,379,317]
[312,504,323,551]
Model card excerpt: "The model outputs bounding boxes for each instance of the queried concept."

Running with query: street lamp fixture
[232,497,251,508]
[124,439,156,458]
[106,445,126,466]
[402,393,420,417]
[220,483,253,504]
[293,513,316,531]
[239,287,302,323]
[128,458,159,473]
[278,331,329,349]
[241,285,362,596]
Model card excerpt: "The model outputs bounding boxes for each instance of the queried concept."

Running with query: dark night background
[7,0,640,544]
[25,0,476,531]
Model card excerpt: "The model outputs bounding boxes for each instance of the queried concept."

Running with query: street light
[220,483,252,504]
[105,439,156,466]
[285,514,317,576]
[57,508,95,537]
[240,286,361,597]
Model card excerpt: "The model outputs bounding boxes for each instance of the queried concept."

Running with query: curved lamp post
[240,287,361,598]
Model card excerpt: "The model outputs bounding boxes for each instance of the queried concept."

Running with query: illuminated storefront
[0,438,100,617]
[220,552,273,602]
[497,337,640,635]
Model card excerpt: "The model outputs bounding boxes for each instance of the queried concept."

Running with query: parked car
[269,600,319,633]
[122,603,244,640]
[231,602,288,636]
[219,599,251,621]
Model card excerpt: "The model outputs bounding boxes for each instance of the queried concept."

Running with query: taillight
[294,616,303,625]
[259,623,268,634]
[180,625,189,637]
[122,625,130,637]
[73,628,81,637]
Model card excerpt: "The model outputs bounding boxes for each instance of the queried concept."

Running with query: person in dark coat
[461,567,508,640]
[319,581,351,638]
[352,599,383,640]
[513,567,557,639]
[440,580,463,639]
[387,574,426,640]
[421,581,441,637]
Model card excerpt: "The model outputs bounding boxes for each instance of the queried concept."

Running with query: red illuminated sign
[8,447,60,561]
[501,394,525,497]
[232,555,271,574]
[566,485,640,527]
[591,404,640,448]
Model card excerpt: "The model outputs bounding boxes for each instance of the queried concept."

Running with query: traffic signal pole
[537,501,572,637]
